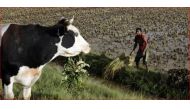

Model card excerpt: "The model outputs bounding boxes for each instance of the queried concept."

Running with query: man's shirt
[134,34,149,53]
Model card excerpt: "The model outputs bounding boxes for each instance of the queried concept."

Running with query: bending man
[130,28,149,71]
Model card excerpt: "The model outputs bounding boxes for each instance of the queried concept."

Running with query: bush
[166,69,188,99]
[61,57,90,95]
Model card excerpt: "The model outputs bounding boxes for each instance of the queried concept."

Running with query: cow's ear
[69,16,74,24]
[57,17,70,26]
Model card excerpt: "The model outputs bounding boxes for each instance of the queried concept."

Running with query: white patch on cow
[3,77,14,99]
[0,24,10,46]
[53,24,91,58]
[67,24,91,54]
[3,65,45,99]
[14,65,45,87]
[53,36,66,57]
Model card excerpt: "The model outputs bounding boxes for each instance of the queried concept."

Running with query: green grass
[0,63,150,100]
[84,53,188,99]
[113,67,188,99]
[0,54,187,100]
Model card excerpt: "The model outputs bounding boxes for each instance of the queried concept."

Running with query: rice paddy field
[0,8,188,100]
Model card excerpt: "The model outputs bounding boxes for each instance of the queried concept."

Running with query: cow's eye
[75,32,78,36]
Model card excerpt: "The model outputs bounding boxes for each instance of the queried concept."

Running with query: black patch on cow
[1,21,76,85]
[47,24,67,36]
[61,30,75,48]
[46,18,71,36]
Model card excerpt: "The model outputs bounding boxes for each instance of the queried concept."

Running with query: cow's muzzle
[82,45,91,54]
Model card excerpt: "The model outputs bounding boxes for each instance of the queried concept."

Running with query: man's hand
[143,51,146,56]
[143,44,148,56]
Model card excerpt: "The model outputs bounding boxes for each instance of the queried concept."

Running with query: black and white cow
[0,17,91,100]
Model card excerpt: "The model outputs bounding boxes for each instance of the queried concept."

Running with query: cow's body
[0,17,90,99]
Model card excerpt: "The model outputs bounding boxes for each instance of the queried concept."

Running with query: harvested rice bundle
[103,54,134,79]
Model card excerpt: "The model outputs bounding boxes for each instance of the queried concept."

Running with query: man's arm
[142,35,149,55]
[130,40,137,55]
[143,43,148,55]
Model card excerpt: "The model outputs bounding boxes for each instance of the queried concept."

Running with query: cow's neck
[33,26,62,66]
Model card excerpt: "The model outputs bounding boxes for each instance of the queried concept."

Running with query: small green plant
[61,57,90,95]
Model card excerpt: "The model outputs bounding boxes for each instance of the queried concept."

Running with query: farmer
[130,28,149,71]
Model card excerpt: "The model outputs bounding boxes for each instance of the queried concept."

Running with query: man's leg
[135,52,142,69]
[135,60,140,69]
[143,51,149,72]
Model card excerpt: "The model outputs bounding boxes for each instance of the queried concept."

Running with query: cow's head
[55,17,91,57]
